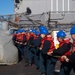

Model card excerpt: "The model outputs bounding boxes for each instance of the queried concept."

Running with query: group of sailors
[12,26,75,75]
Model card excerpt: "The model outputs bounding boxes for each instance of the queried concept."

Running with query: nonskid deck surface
[0,59,74,75]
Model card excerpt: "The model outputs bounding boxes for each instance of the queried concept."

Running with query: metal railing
[0,11,75,30]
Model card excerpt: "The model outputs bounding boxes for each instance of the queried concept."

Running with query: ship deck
[0,59,74,75]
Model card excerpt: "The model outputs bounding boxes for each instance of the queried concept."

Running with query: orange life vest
[30,33,37,40]
[41,36,55,52]
[46,37,55,52]
[41,37,46,48]
[16,33,25,42]
[59,38,71,62]
[26,34,31,41]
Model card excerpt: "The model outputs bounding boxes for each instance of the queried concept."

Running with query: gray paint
[64,0,68,11]
[58,0,62,11]
[70,0,75,11]
[15,0,75,24]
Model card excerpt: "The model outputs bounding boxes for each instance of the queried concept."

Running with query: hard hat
[70,26,75,35]
[39,26,47,31]
[18,29,23,33]
[21,29,26,32]
[29,29,33,32]
[16,31,20,34]
[35,31,40,35]
[17,30,21,33]
[32,29,36,34]
[40,29,49,34]
[57,30,66,38]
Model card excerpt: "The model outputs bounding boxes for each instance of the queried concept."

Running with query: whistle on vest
[55,44,59,49]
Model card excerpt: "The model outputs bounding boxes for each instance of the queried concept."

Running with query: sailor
[48,30,71,75]
[23,31,31,65]
[16,29,26,61]
[62,26,75,74]
[46,34,57,75]
[25,29,37,66]
[31,30,41,70]
[39,28,49,75]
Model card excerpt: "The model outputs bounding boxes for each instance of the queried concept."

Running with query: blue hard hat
[19,29,26,33]
[17,30,20,33]
[18,29,23,33]
[16,31,20,34]
[32,29,36,34]
[39,26,47,31]
[35,31,40,35]
[29,29,33,32]
[70,26,75,35]
[57,30,66,38]
[21,29,26,32]
[40,29,49,34]
[11,31,15,34]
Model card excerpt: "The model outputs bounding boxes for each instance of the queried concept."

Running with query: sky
[0,0,14,15]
